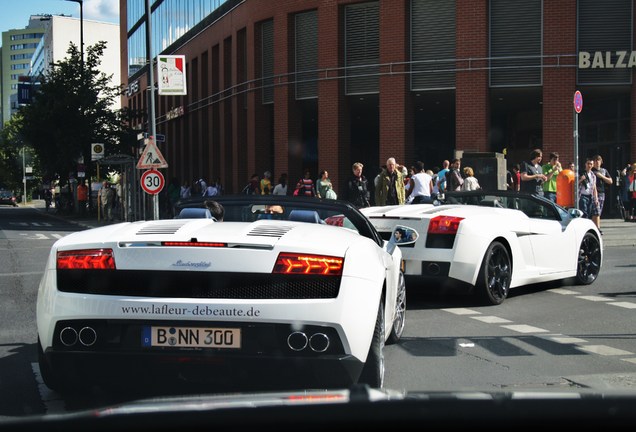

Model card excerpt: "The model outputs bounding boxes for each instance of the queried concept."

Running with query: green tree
[19,41,132,183]
[0,114,27,190]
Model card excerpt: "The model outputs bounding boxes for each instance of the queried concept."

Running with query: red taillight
[57,249,116,270]
[273,253,343,276]
[162,241,227,247]
[428,216,464,235]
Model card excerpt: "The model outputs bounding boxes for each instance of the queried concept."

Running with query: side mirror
[568,208,584,218]
[389,225,419,246]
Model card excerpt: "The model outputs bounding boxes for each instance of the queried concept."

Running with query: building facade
[121,0,636,211]
[28,15,121,110]
[1,17,45,126]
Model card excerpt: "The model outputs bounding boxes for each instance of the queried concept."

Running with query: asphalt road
[0,204,635,421]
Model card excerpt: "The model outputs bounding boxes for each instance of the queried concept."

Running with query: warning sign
[137,137,168,169]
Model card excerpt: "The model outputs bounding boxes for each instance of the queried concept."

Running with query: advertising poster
[157,55,187,95]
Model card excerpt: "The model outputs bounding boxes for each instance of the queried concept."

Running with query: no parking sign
[140,169,165,195]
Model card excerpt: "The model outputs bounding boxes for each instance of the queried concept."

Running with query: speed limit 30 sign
[141,169,165,195]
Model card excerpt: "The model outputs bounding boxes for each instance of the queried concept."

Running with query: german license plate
[142,326,241,349]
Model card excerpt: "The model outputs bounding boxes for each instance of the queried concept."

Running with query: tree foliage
[18,41,133,182]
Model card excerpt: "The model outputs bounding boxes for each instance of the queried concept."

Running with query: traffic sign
[137,137,168,169]
[140,169,165,195]
[573,90,583,113]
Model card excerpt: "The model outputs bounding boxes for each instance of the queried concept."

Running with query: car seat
[288,209,322,223]
[176,208,215,219]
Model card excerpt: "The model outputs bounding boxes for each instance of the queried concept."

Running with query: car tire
[476,241,512,305]
[387,272,406,345]
[358,300,385,388]
[576,232,601,285]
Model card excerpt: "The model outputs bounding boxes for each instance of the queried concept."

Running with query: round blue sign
[573,90,583,113]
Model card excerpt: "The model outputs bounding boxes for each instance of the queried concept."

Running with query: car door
[525,201,575,275]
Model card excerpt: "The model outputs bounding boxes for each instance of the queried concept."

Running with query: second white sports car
[37,195,416,393]
[360,190,602,305]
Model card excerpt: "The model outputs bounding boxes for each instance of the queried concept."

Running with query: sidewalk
[23,199,636,247]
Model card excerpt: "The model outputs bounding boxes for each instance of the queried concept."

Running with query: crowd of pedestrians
[155,147,636,229]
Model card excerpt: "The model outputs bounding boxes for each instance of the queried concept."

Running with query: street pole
[22,148,27,205]
[145,0,159,220]
[66,0,84,214]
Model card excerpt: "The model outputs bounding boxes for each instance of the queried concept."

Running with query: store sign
[578,51,636,69]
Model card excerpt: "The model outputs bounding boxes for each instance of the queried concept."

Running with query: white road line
[0,271,44,277]
[51,234,64,239]
[31,363,65,414]
[577,345,634,356]
[550,336,589,344]
[608,302,636,309]
[441,308,481,315]
[549,288,579,295]
[470,315,512,324]
[576,295,614,302]
[500,324,550,333]
[622,358,636,365]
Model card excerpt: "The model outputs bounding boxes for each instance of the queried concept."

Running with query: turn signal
[273,253,343,276]
[57,249,116,270]
[428,216,464,235]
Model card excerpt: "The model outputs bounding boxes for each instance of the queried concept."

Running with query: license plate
[142,326,241,349]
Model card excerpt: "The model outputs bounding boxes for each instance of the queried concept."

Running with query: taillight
[57,249,116,270]
[273,253,343,276]
[428,216,464,235]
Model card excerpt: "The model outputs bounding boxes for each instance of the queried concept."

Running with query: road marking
[608,302,636,309]
[622,358,636,365]
[577,345,633,356]
[550,336,589,344]
[500,324,549,333]
[576,295,613,302]
[0,271,43,277]
[549,288,579,295]
[471,315,512,324]
[442,308,481,315]
[51,234,64,239]
[31,363,65,414]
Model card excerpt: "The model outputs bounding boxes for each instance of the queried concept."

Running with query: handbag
[325,188,337,200]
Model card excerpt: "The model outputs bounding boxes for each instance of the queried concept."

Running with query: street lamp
[65,0,85,213]
[64,0,83,64]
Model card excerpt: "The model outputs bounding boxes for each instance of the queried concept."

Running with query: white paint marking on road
[51,233,64,239]
[31,363,65,414]
[442,308,481,315]
[550,336,589,344]
[470,315,512,324]
[608,302,636,309]
[577,345,633,356]
[621,358,636,365]
[576,295,613,302]
[549,288,579,295]
[0,271,44,277]
[500,324,550,334]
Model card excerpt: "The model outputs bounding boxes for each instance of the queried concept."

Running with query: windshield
[2,0,636,429]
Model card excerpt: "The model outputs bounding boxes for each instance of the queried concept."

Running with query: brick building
[121,0,636,210]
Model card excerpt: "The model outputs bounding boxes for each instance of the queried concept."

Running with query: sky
[0,0,119,33]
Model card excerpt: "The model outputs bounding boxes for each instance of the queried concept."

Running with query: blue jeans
[544,191,557,203]
[579,194,592,218]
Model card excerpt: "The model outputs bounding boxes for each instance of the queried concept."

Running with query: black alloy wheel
[576,232,601,285]
[477,241,512,305]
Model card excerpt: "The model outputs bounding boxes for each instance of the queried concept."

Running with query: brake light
[273,253,343,276]
[57,249,116,270]
[162,241,227,247]
[428,216,464,235]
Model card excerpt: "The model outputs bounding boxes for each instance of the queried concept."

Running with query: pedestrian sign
[137,137,168,169]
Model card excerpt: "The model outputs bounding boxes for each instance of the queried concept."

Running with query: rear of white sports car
[36,218,391,392]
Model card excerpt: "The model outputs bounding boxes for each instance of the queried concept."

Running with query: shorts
[593,193,605,216]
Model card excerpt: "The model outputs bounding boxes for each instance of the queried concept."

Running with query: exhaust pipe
[287,331,308,351]
[309,333,330,352]
[78,327,97,346]
[60,327,78,347]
